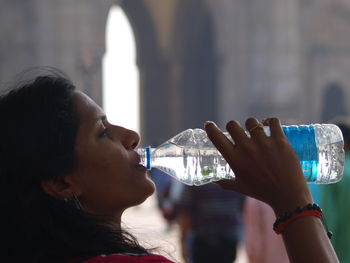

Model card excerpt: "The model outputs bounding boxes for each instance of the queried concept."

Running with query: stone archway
[170,0,218,129]
[306,2,350,121]
[320,82,347,122]
[118,0,171,145]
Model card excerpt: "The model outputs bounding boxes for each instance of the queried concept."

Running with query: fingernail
[204,121,217,128]
[261,118,270,125]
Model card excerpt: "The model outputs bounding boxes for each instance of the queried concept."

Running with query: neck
[82,205,124,228]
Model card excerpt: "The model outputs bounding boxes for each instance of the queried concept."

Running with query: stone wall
[1,0,350,144]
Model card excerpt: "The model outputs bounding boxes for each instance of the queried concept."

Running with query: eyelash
[98,127,109,138]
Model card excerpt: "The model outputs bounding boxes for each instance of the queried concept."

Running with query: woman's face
[69,91,155,217]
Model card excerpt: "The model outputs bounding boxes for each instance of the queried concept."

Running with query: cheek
[80,146,128,180]
[79,155,154,211]
[75,144,155,212]
[79,169,128,212]
[82,156,129,194]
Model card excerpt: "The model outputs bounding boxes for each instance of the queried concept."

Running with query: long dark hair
[0,71,148,262]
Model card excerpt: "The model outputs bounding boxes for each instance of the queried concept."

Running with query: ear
[41,175,82,200]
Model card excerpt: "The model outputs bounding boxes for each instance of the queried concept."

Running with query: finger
[245,118,266,138]
[268,118,285,138]
[226,120,249,144]
[215,179,239,191]
[204,121,235,160]
[262,118,270,126]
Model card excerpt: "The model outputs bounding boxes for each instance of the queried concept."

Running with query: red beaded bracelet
[273,203,332,239]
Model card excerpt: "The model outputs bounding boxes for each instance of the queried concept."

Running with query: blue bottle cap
[145,146,151,169]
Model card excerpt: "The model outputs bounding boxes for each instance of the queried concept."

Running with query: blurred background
[1,0,350,262]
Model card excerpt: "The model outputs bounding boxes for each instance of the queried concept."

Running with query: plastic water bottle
[137,124,344,186]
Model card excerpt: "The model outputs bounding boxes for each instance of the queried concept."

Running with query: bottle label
[282,126,318,182]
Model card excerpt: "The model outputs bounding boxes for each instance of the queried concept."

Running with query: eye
[98,127,110,138]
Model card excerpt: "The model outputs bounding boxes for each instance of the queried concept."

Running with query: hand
[204,118,312,215]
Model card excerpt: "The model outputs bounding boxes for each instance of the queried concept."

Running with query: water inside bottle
[316,142,344,183]
[150,141,234,186]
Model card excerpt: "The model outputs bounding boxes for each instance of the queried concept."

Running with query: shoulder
[84,254,176,263]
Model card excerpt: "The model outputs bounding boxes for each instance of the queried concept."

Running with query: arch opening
[103,5,140,132]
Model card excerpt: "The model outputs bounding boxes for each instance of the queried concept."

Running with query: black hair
[0,71,148,262]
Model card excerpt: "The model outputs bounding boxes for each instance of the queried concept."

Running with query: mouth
[136,155,141,164]
[132,151,147,173]
[133,150,142,164]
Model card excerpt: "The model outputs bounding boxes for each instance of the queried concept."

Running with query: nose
[121,127,140,150]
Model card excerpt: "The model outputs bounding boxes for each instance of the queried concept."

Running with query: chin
[134,178,156,205]
[144,178,156,197]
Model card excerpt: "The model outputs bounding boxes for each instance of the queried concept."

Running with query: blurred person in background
[243,197,289,263]
[320,117,350,263]
[149,168,183,229]
[177,183,245,263]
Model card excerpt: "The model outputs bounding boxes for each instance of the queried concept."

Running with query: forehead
[73,91,104,123]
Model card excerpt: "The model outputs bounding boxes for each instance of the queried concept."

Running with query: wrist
[272,203,332,239]
[270,191,313,217]
[274,204,321,233]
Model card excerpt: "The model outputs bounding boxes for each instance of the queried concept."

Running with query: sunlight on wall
[103,6,140,133]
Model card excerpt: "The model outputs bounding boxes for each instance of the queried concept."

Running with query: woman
[0,72,338,262]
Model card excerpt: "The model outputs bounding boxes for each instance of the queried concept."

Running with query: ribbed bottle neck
[136,147,153,169]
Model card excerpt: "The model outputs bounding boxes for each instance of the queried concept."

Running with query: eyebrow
[94,115,106,124]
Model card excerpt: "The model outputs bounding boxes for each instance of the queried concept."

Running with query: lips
[132,151,141,164]
[132,151,146,171]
